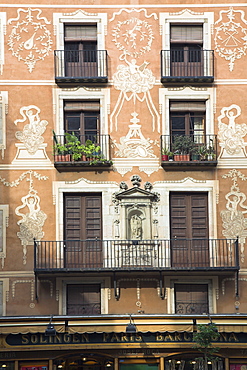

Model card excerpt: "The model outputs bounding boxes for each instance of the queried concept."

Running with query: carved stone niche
[115,185,158,240]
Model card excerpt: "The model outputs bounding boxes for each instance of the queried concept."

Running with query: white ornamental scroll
[214,7,247,71]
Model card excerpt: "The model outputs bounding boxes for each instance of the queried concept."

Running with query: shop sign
[5,331,241,346]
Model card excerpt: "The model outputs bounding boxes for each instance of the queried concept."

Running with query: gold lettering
[21,335,29,344]
[121,334,129,342]
[39,334,48,344]
[229,333,239,342]
[81,334,89,343]
[30,335,38,344]
[183,332,191,342]
[63,334,71,343]
[111,333,120,342]
[156,334,164,341]
[174,333,182,341]
[164,334,174,342]
[103,333,110,342]
[219,333,227,342]
[72,334,80,343]
[54,334,62,344]
[135,334,143,342]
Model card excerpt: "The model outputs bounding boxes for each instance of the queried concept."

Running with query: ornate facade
[1,1,247,370]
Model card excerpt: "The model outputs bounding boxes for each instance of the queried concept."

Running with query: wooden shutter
[170,101,206,112]
[67,284,101,315]
[64,194,102,240]
[170,193,209,267]
[175,283,208,314]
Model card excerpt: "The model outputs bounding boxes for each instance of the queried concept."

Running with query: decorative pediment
[112,176,160,240]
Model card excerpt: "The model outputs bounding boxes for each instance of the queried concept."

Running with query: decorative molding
[0,13,7,74]
[215,7,247,71]
[154,177,206,185]
[0,91,8,159]
[116,278,160,301]
[110,58,159,133]
[11,279,35,307]
[110,8,158,23]
[222,277,247,295]
[7,8,53,73]
[0,171,48,264]
[40,280,53,297]
[218,104,247,158]
[0,205,9,269]
[221,169,247,262]
[112,112,159,159]
[168,9,204,16]
[13,105,49,164]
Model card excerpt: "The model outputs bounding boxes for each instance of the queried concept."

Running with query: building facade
[0,0,247,370]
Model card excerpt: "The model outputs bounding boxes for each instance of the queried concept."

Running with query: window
[64,24,97,77]
[64,100,100,141]
[170,100,205,139]
[170,192,209,267]
[66,283,101,315]
[175,283,209,314]
[64,194,102,268]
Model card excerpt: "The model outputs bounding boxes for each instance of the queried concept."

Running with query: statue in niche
[130,214,142,240]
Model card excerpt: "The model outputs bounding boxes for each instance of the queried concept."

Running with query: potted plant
[64,132,85,161]
[172,135,194,161]
[191,146,201,161]
[82,139,101,163]
[197,145,208,161]
[53,131,71,162]
[161,147,173,161]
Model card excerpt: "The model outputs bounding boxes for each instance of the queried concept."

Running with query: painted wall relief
[110,9,160,175]
[7,8,53,73]
[12,105,50,165]
[214,7,247,71]
[221,169,247,262]
[218,104,247,158]
[0,170,48,264]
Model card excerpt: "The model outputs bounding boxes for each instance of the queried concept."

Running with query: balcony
[53,134,112,172]
[161,50,214,84]
[34,238,239,273]
[160,134,217,170]
[54,50,108,85]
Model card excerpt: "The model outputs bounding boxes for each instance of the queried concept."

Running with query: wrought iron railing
[53,134,111,164]
[34,238,239,271]
[161,49,214,82]
[54,50,108,81]
[160,134,217,162]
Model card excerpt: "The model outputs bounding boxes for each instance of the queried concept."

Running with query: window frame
[0,205,9,266]
[0,278,9,316]
[174,282,209,314]
[57,277,110,315]
[0,92,8,159]
[159,86,215,137]
[165,277,217,314]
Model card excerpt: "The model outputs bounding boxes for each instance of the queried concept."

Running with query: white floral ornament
[214,7,247,71]
[7,8,53,73]
[112,17,154,58]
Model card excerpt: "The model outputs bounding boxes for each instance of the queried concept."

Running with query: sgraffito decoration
[214,7,247,71]
[7,8,53,73]
[15,105,48,155]
[0,170,48,264]
[110,8,160,135]
[218,104,247,158]
[112,112,159,158]
[221,169,247,262]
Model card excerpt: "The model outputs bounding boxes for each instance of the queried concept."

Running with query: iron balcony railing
[161,49,214,83]
[53,134,111,165]
[161,134,217,162]
[54,50,108,83]
[34,238,239,272]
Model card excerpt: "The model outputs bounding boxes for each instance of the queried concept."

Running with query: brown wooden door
[64,194,102,268]
[170,193,209,267]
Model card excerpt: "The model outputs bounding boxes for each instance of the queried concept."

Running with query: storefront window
[119,360,158,370]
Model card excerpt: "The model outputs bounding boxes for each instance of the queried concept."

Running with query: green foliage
[172,135,195,154]
[193,323,220,359]
[162,147,173,156]
[65,132,85,161]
